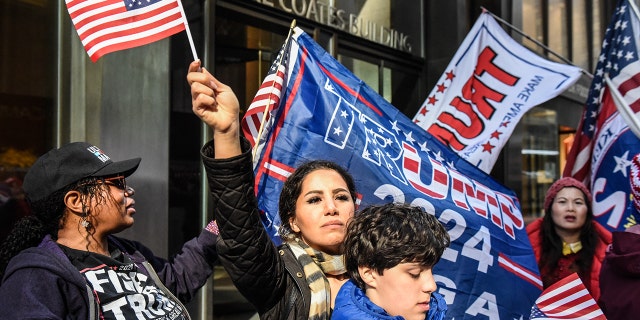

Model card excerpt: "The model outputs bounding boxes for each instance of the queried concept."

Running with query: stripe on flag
[242,41,290,147]
[498,253,543,290]
[531,273,605,320]
[243,64,286,146]
[65,0,187,62]
[263,159,294,182]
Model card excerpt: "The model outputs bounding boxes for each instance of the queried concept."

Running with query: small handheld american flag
[530,273,605,320]
[65,0,195,62]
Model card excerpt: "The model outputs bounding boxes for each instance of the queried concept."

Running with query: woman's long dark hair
[0,177,106,280]
[538,192,598,280]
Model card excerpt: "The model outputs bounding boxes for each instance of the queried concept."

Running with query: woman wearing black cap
[0,142,219,319]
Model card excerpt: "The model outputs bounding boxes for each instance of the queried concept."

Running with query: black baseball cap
[23,142,141,202]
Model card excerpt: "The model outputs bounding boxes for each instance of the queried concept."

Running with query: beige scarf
[288,238,346,320]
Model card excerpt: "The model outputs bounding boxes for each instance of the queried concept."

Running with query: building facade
[0,0,619,318]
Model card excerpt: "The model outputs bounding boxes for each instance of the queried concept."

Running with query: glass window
[387,66,421,116]
[0,0,56,242]
[339,55,380,96]
[382,67,392,102]
[338,52,420,116]
[520,107,558,219]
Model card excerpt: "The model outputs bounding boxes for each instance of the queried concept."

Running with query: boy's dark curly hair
[343,202,450,290]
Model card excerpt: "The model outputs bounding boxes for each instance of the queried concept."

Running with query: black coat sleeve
[201,138,288,313]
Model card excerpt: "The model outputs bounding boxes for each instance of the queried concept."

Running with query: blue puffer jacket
[331,279,447,320]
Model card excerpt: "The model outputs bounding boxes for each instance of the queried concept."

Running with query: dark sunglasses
[102,176,127,190]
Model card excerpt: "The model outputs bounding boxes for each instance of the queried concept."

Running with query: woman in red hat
[526,177,611,301]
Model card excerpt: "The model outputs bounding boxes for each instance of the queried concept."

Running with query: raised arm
[187,60,241,159]
[188,61,291,312]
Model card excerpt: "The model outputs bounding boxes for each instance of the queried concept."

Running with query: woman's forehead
[556,187,585,198]
[301,169,347,187]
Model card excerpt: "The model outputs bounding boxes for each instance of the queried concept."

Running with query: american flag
[242,37,292,147]
[563,0,640,184]
[65,0,187,62]
[530,273,605,320]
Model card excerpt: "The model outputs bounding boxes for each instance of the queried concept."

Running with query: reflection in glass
[521,107,558,220]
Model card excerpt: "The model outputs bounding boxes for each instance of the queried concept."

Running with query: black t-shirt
[60,243,189,320]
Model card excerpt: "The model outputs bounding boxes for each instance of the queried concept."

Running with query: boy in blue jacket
[332,203,450,320]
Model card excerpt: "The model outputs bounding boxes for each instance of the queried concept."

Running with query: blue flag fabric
[249,27,542,319]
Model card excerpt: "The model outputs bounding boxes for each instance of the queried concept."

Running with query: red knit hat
[630,153,640,212]
[543,177,592,212]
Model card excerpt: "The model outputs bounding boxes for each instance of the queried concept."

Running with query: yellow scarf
[562,241,582,255]
[288,238,346,319]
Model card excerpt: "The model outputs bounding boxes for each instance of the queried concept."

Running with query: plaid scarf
[288,238,346,320]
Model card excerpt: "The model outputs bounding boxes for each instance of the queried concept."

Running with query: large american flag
[242,37,292,147]
[530,273,605,320]
[65,0,188,62]
[564,0,640,185]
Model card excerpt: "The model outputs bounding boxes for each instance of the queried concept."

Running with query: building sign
[255,0,414,54]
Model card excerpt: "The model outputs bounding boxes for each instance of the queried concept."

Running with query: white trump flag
[413,12,582,173]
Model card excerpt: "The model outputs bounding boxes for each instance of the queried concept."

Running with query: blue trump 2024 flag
[245,27,542,319]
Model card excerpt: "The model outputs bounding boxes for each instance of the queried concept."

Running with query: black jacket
[202,138,311,319]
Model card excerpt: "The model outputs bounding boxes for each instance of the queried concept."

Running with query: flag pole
[252,19,297,161]
[176,0,199,61]
[629,0,640,21]
[480,7,593,79]
[605,74,640,139]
